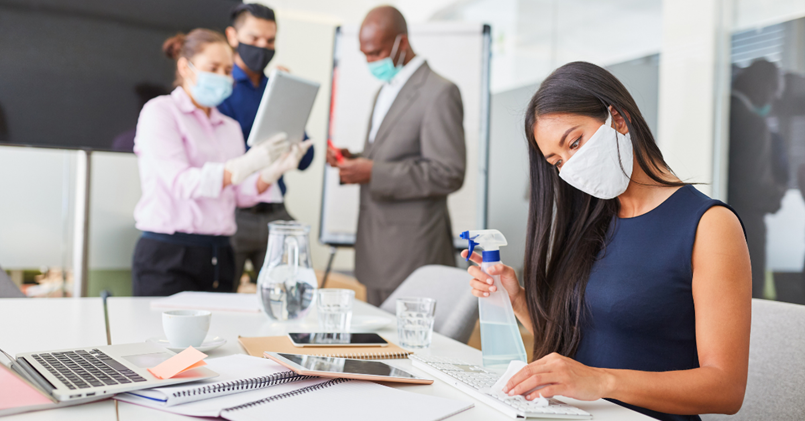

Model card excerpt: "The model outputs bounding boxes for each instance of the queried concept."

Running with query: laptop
[246,69,320,148]
[5,342,217,402]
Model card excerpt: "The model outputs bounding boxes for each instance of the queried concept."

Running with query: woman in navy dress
[464,62,751,421]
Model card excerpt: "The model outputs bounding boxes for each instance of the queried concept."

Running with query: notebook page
[151,291,261,313]
[221,379,473,421]
[117,378,328,417]
[129,354,310,406]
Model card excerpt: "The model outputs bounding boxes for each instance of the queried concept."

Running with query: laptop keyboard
[30,349,147,389]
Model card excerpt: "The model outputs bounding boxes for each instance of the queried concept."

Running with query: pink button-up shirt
[133,87,277,236]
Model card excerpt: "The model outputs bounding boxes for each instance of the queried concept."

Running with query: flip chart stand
[321,246,338,289]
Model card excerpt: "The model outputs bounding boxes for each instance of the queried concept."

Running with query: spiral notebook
[238,335,413,360]
[220,378,473,421]
[122,354,314,407]
[118,362,471,420]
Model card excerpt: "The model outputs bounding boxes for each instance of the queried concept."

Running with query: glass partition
[727,16,805,302]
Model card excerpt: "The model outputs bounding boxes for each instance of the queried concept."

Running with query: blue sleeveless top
[574,186,738,421]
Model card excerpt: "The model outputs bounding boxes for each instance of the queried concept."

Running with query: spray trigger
[460,231,479,261]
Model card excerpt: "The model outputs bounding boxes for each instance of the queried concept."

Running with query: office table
[0,297,652,420]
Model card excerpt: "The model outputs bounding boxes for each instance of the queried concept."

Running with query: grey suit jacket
[354,62,466,291]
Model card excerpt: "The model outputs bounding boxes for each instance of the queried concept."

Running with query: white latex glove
[225,132,290,185]
[259,139,313,185]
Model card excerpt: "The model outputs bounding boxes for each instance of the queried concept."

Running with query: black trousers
[132,235,235,297]
[230,203,294,290]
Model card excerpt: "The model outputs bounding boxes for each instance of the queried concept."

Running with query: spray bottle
[461,229,528,369]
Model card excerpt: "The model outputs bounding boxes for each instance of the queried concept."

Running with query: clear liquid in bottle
[479,260,528,369]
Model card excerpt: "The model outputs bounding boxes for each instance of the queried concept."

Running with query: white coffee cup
[162,310,211,348]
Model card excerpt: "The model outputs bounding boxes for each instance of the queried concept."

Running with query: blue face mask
[188,61,233,107]
[367,35,405,83]
[754,103,772,117]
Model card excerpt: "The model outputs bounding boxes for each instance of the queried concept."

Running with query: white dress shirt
[368,55,426,143]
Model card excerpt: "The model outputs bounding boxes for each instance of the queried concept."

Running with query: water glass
[396,297,437,349]
[316,289,354,332]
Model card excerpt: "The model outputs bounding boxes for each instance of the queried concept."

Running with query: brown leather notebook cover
[238,335,413,360]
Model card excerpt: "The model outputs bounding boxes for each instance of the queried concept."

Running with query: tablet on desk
[264,352,433,385]
[246,69,320,147]
[288,332,388,347]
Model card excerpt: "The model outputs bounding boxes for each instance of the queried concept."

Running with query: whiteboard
[319,22,491,247]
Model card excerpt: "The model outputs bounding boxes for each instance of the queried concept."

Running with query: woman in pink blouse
[132,29,310,296]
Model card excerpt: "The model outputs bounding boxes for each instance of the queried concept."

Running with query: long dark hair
[523,61,684,360]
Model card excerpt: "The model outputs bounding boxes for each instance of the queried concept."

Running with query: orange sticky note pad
[147,346,208,380]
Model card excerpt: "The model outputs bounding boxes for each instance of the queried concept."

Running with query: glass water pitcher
[257,221,317,321]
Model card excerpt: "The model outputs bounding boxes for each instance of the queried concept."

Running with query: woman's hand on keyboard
[461,250,525,307]
[502,352,614,402]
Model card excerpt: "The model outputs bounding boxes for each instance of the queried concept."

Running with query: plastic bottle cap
[482,250,500,262]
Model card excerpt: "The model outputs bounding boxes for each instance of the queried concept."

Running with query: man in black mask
[220,3,315,290]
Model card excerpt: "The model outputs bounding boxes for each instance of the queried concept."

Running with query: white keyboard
[409,355,591,419]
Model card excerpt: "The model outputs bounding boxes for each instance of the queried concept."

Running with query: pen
[327,139,344,164]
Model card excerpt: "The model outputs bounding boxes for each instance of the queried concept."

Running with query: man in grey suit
[326,6,466,306]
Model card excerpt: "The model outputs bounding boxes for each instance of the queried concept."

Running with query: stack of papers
[118,354,473,421]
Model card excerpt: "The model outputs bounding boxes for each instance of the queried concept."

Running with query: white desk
[1,297,652,420]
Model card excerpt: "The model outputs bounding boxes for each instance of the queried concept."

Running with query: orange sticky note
[147,347,208,380]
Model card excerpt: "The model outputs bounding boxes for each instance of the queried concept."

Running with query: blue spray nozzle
[461,230,507,262]
[460,231,479,261]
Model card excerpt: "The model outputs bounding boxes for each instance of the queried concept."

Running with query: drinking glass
[396,297,437,349]
[316,289,355,332]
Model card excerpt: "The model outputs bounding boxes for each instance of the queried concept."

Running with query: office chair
[701,299,805,420]
[0,265,25,298]
[380,265,478,344]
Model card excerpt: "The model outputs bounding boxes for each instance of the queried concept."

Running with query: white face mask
[558,110,633,199]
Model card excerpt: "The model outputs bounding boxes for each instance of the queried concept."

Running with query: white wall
[261,0,458,27]
[734,0,805,30]
[657,0,729,198]
[435,0,663,93]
